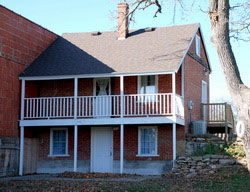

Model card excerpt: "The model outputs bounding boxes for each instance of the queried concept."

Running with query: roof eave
[175,23,200,73]
[19,70,176,81]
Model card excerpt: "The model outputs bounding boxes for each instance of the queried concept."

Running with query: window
[196,35,201,57]
[50,128,68,156]
[138,75,158,102]
[139,75,157,94]
[138,126,158,156]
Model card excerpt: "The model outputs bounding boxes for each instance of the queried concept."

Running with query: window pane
[140,128,156,155]
[53,130,66,155]
[140,76,156,95]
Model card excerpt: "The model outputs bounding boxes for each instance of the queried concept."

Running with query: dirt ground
[0,167,249,192]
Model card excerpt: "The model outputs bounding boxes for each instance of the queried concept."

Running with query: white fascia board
[19,70,175,81]
[199,26,212,73]
[175,23,200,73]
[19,116,185,127]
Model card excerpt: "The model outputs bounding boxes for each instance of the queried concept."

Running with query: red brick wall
[38,126,90,161]
[114,125,175,160]
[39,79,74,97]
[0,6,57,137]
[37,124,184,161]
[31,74,175,98]
[183,29,210,132]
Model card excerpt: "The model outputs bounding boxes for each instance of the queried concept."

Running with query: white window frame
[93,77,111,96]
[49,127,69,157]
[196,34,201,57]
[137,75,158,103]
[137,126,159,157]
[137,75,158,95]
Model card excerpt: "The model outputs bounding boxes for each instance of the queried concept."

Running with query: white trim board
[19,71,175,81]
[175,23,212,73]
[175,24,200,73]
[20,116,185,127]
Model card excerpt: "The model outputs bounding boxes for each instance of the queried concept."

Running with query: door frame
[93,78,111,96]
[90,127,113,173]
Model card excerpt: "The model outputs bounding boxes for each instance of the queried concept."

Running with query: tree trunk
[209,0,250,171]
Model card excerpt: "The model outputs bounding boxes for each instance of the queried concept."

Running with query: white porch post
[74,125,78,172]
[19,79,25,176]
[73,78,78,172]
[172,73,176,119]
[74,78,78,119]
[21,79,25,120]
[120,124,124,174]
[120,75,124,174]
[19,126,24,176]
[172,123,176,161]
[120,76,124,117]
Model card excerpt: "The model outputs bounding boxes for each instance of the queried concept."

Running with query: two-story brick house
[18,3,211,175]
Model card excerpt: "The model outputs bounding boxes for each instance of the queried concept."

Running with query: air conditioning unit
[193,120,207,135]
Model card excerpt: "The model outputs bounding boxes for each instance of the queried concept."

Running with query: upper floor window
[196,34,201,57]
[139,75,157,94]
[50,128,68,156]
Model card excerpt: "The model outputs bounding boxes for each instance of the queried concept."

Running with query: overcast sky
[1,0,249,102]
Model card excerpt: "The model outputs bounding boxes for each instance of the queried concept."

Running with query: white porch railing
[23,93,184,119]
[175,94,185,118]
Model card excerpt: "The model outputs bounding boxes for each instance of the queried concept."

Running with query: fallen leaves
[57,172,139,179]
[0,167,249,192]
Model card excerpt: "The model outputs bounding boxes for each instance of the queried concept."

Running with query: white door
[91,127,113,173]
[202,81,207,120]
[93,78,111,117]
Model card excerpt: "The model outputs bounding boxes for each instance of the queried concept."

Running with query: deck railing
[201,103,234,126]
[23,93,184,119]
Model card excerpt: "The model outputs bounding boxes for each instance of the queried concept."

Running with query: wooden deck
[201,103,234,134]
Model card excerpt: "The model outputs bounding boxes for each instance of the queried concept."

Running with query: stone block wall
[185,133,237,155]
[172,154,247,177]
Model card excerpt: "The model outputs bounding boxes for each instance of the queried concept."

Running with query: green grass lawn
[192,167,250,192]
[0,167,249,192]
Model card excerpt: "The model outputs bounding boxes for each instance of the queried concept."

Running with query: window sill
[136,154,160,157]
[48,154,70,157]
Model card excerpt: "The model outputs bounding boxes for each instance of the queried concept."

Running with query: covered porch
[19,124,180,175]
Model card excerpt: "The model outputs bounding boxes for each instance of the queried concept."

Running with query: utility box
[193,120,207,135]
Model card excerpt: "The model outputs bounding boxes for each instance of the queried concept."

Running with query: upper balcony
[23,93,184,119]
[20,73,185,126]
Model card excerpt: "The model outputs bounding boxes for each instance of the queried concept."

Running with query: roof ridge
[62,23,199,35]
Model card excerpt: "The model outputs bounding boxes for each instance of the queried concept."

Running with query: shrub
[223,143,246,158]
[192,143,220,156]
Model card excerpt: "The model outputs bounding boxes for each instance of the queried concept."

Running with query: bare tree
[124,0,250,171]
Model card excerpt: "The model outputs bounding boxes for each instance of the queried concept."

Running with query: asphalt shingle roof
[20,23,199,77]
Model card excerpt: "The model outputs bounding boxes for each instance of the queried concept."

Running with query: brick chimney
[117,3,129,40]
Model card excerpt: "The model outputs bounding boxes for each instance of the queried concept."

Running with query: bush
[192,142,246,158]
[223,143,246,158]
[192,143,220,156]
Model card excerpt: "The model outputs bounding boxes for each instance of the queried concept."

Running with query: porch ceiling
[19,117,185,127]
